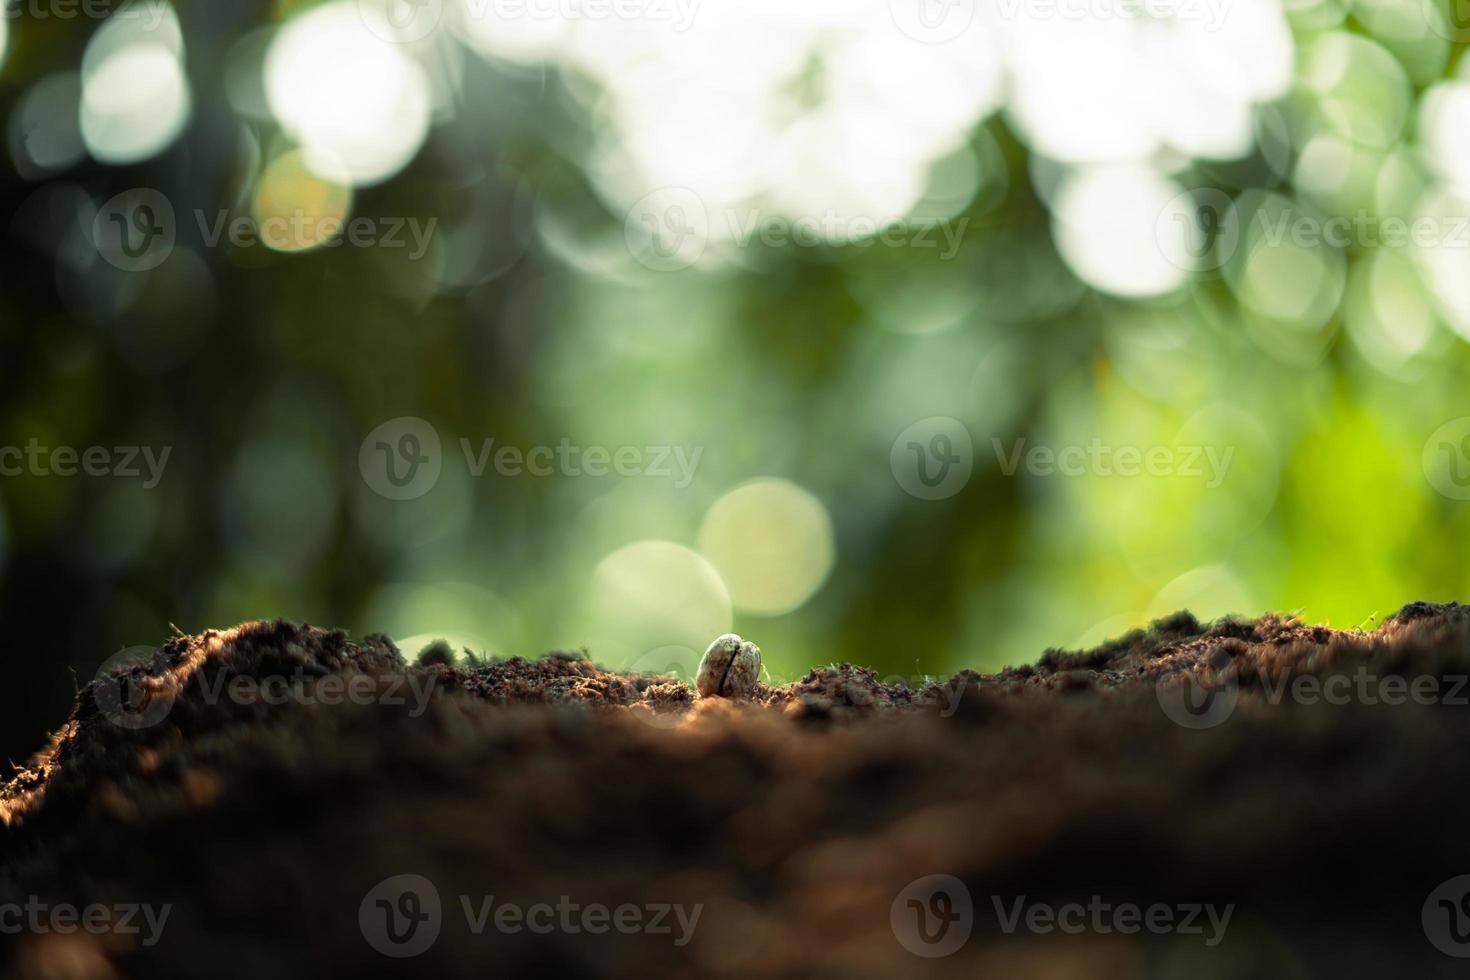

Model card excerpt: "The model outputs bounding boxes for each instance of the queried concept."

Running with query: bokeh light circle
[698,479,835,616]
[592,541,732,648]
[1054,167,1193,297]
[265,1,433,186]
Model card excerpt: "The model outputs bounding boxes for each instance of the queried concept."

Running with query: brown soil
[4,603,1470,977]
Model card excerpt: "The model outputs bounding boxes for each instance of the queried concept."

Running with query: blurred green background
[3,0,1470,757]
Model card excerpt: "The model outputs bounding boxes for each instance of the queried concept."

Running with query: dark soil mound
[5,605,1470,978]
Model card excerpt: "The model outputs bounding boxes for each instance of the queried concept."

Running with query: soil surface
[4,603,1470,977]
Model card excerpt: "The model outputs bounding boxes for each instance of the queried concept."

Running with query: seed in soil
[696,633,761,699]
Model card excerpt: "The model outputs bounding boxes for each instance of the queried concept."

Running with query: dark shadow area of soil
[4,603,1470,977]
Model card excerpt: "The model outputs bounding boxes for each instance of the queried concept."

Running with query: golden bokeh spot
[251,149,353,254]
